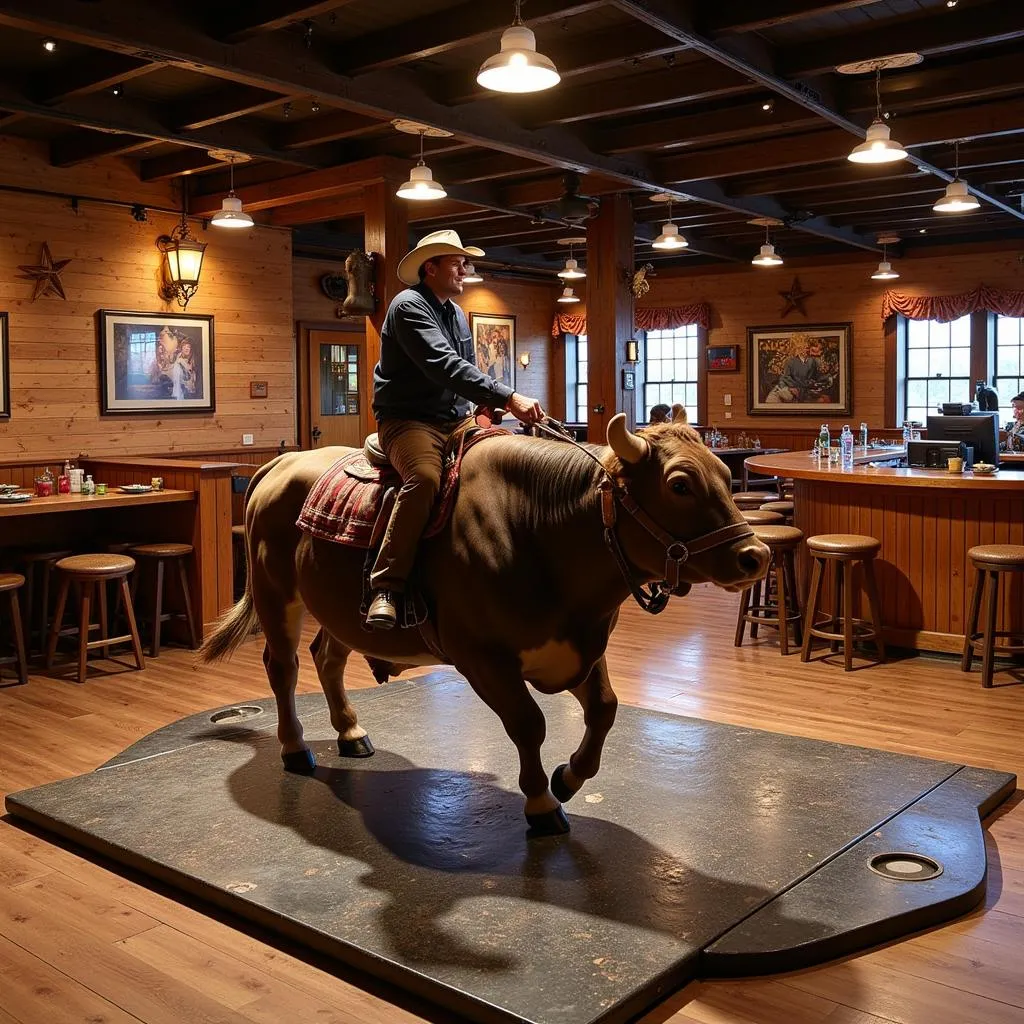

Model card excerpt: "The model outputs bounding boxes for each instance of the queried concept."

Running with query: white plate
[0,492,32,503]
[119,484,153,493]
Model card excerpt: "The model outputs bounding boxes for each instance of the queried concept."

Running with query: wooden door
[308,329,368,449]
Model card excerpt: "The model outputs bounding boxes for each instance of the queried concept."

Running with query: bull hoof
[526,805,570,839]
[550,763,578,803]
[338,735,375,758]
[282,748,317,774]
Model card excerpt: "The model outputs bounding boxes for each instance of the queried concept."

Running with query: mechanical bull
[200,414,769,837]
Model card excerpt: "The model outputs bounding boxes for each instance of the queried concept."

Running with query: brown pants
[369,418,462,593]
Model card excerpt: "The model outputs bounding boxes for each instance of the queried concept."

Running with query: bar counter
[745,451,1024,653]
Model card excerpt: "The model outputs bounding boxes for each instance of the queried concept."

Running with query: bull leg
[551,656,617,804]
[309,628,374,758]
[463,661,569,838]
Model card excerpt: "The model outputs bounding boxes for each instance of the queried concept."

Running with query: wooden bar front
[745,453,1024,653]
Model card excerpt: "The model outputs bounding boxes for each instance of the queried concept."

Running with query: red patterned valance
[551,303,712,337]
[881,284,1024,323]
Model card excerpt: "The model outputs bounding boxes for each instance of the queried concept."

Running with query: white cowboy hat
[397,229,484,286]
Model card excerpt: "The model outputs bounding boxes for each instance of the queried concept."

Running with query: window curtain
[551,303,712,337]
[882,284,1024,323]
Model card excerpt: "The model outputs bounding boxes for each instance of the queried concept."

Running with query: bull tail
[198,558,260,664]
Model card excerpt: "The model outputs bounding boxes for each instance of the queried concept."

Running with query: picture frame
[98,310,215,415]
[469,312,516,392]
[747,322,852,416]
[706,344,738,372]
[250,380,269,399]
[0,312,9,419]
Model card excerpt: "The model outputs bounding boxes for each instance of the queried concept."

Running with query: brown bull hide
[200,417,768,836]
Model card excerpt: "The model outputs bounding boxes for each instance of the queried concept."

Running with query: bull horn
[607,413,648,464]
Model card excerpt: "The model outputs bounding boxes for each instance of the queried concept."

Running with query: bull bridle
[532,420,755,615]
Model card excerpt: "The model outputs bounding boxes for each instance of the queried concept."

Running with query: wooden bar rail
[745,451,1024,653]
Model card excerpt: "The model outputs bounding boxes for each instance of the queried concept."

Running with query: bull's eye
[671,479,689,496]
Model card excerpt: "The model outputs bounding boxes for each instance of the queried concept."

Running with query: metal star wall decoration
[779,275,814,318]
[18,241,73,300]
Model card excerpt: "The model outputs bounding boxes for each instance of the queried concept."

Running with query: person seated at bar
[1002,391,1024,452]
[649,403,671,424]
[671,403,688,424]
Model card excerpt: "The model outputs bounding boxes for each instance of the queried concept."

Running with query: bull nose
[737,540,770,579]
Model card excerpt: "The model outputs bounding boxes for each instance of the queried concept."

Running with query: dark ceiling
[0,0,1022,278]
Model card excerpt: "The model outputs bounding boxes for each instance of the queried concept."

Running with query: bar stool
[735,525,803,654]
[961,544,1024,688]
[801,534,886,671]
[129,543,197,657]
[19,548,72,655]
[0,573,28,686]
[46,554,145,683]
[733,491,780,510]
[741,509,784,526]
[760,500,794,525]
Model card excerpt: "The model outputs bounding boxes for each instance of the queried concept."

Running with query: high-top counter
[746,451,1024,653]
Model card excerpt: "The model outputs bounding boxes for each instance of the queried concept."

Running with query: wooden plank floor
[1,584,1022,1024]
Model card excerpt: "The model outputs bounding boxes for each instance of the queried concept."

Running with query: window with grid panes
[565,334,588,423]
[644,325,699,422]
[319,344,359,415]
[994,316,1024,426]
[903,314,971,426]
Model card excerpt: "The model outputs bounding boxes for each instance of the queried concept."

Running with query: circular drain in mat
[210,706,265,724]
[868,852,943,881]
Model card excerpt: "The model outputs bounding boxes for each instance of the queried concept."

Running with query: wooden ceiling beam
[214,2,360,42]
[731,163,925,197]
[33,52,158,103]
[267,189,367,225]
[526,61,757,127]
[0,0,881,251]
[592,96,820,153]
[50,129,157,166]
[779,2,1024,78]
[334,0,604,75]
[441,24,688,105]
[437,152,549,185]
[275,108,385,148]
[702,0,881,37]
[139,149,232,181]
[171,85,286,130]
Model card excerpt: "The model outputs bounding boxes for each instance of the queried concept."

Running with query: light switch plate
[725,411,732,419]
[724,394,732,406]
[242,434,254,446]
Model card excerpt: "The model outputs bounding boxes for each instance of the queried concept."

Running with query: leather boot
[366,589,397,629]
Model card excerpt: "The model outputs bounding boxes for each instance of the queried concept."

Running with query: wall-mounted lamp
[518,350,531,368]
[157,209,207,309]
[625,338,639,363]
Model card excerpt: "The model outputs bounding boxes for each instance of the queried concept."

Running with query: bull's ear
[607,413,648,464]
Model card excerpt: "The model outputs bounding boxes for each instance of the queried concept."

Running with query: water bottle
[902,420,912,447]
[841,424,854,469]
[859,421,868,449]
[818,422,830,455]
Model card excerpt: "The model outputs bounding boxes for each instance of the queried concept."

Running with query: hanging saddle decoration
[321,249,377,317]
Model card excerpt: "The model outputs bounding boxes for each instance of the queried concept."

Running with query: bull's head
[605,414,769,595]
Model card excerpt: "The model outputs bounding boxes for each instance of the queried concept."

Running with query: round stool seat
[0,572,26,592]
[734,491,780,503]
[807,534,880,558]
[22,548,73,563]
[56,553,136,577]
[742,510,784,525]
[760,500,794,515]
[967,544,1024,569]
[130,542,194,559]
[752,525,803,548]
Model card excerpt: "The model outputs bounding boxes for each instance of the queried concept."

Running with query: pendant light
[477,0,560,94]
[933,141,980,213]
[652,199,688,250]
[751,225,783,266]
[396,130,447,200]
[210,153,254,229]
[848,69,907,164]
[557,286,580,303]
[463,263,483,283]
[871,242,899,280]
[557,243,585,279]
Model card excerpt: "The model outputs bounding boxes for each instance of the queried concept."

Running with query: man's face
[425,255,467,298]
[1013,400,1024,422]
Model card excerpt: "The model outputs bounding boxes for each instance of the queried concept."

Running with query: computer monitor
[926,413,1000,467]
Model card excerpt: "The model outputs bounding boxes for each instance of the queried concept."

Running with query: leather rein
[532,420,754,615]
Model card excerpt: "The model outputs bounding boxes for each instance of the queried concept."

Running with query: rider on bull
[366,229,547,629]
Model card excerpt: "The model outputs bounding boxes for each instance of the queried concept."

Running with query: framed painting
[747,323,852,415]
[0,312,8,419]
[706,344,738,372]
[98,310,215,415]
[469,312,516,391]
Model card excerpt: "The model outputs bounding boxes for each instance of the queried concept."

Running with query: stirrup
[366,590,398,629]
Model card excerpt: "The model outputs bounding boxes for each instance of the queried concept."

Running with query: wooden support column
[362,180,409,426]
[586,193,635,442]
